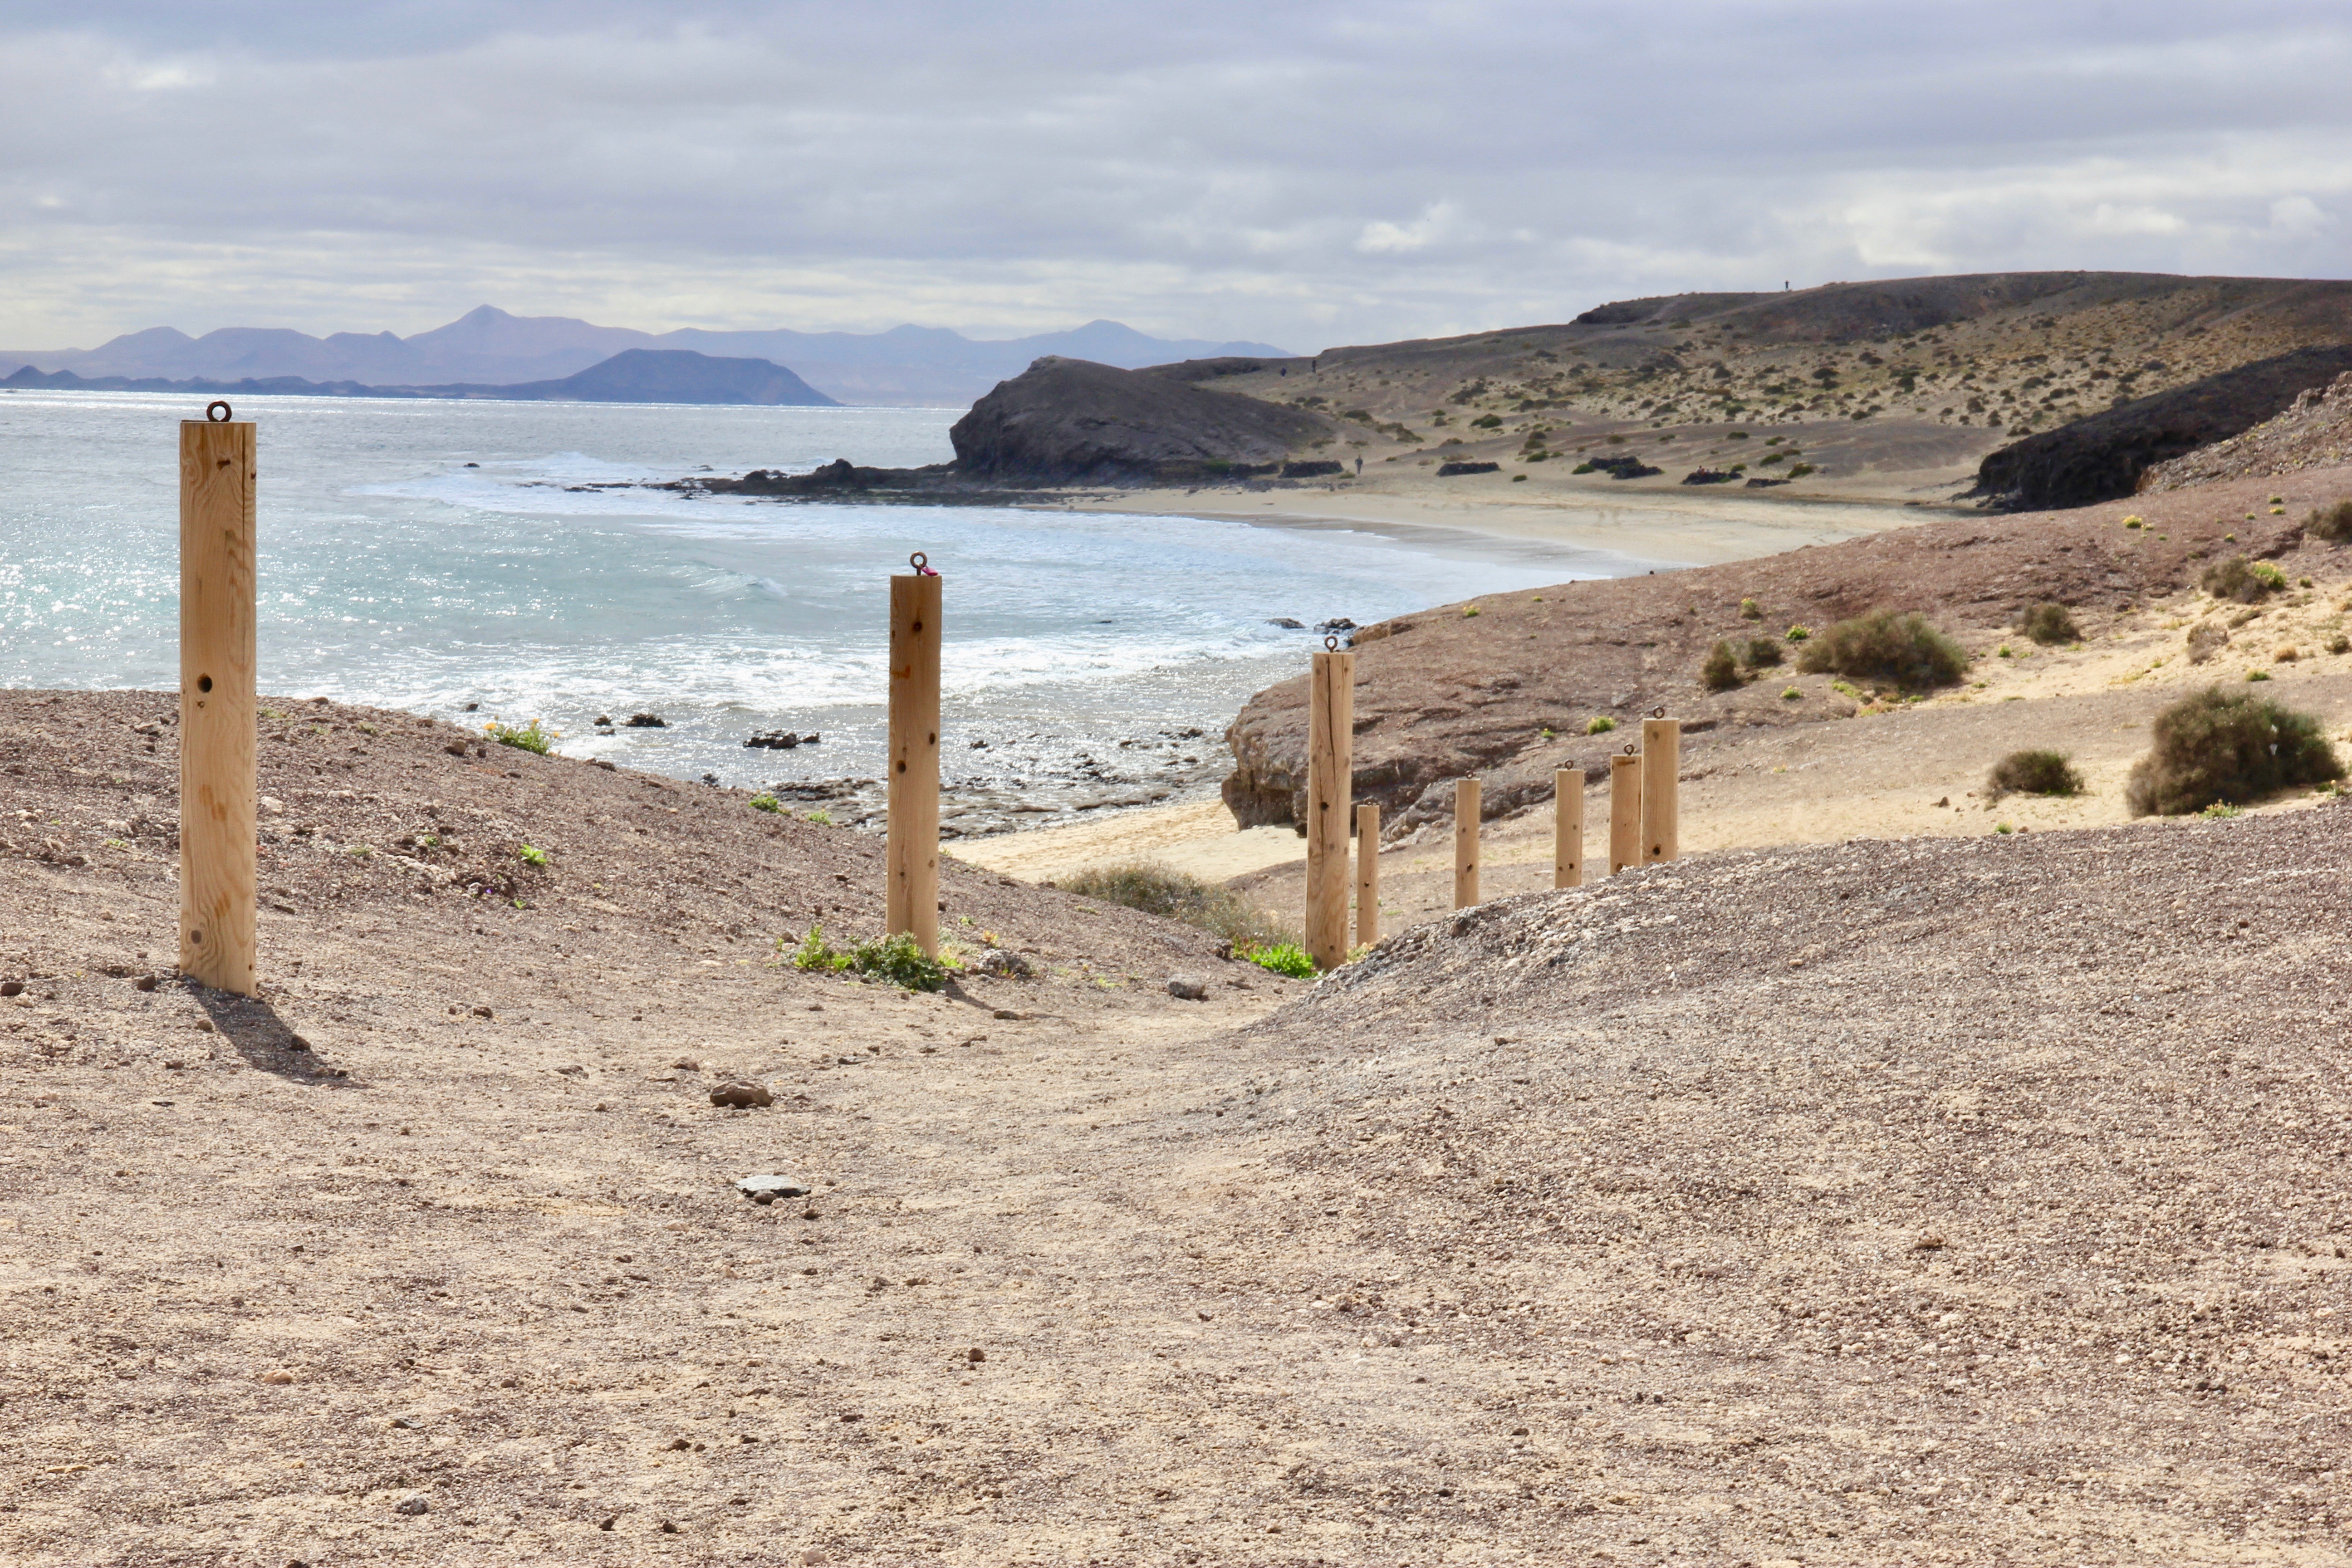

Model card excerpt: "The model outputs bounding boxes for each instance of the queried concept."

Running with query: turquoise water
[0,389,1666,806]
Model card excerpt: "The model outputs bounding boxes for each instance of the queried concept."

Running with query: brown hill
[947,355,1339,484]
[2143,370,2352,492]
[1222,467,2341,831]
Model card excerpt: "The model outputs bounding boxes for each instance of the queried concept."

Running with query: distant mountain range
[0,305,1296,408]
[0,348,839,407]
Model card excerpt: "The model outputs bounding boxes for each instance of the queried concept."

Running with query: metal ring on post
[1650,705,1668,719]
[205,401,233,423]
[1623,742,1638,756]
[908,550,938,577]
[1324,634,1340,652]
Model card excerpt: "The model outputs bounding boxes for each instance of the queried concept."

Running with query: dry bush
[2305,499,2352,544]
[1742,637,1784,669]
[1058,861,1295,955]
[1794,609,1969,691]
[2124,687,2345,816]
[1987,749,2085,799]
[2201,555,2283,604]
[2185,622,2230,664]
[2018,602,2080,644]
[1701,641,1741,692]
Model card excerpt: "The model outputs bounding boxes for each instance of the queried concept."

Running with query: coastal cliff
[949,356,1339,484]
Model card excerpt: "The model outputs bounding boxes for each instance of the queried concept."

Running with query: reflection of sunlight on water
[1,390,1665,789]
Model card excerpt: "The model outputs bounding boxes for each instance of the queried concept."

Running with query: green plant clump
[1058,861,1298,959]
[749,793,782,813]
[1739,597,1763,620]
[2124,686,2345,816]
[1986,749,2085,799]
[1742,637,1784,670]
[486,718,555,755]
[2200,555,2283,604]
[789,924,953,991]
[1795,608,1970,691]
[1245,943,1319,979]
[2019,602,2080,644]
[1585,715,1617,735]
[1786,624,1812,642]
[518,844,549,867]
[1701,640,1742,692]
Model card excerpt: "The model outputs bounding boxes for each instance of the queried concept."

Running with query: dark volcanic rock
[1436,461,1501,477]
[949,357,1339,485]
[1971,345,2352,509]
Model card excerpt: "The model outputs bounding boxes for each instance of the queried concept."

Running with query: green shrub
[842,932,952,992]
[1058,860,1296,957]
[2200,555,2281,604]
[1786,462,1816,478]
[486,718,555,754]
[1245,943,1318,979]
[790,923,849,972]
[2019,602,2079,644]
[1742,637,1784,669]
[2124,687,2345,816]
[1739,597,1763,620]
[1781,685,1802,700]
[1786,624,1812,642]
[1585,715,1616,735]
[1986,749,2084,799]
[1795,608,1970,690]
[749,792,782,813]
[2306,499,2352,544]
[1701,640,1742,692]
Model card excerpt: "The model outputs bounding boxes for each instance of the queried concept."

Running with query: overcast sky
[4,1,2349,352]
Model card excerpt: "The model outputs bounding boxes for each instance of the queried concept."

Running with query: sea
[0,390,1672,832]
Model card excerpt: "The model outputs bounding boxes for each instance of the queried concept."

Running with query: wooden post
[1608,751,1642,875]
[1642,715,1681,865]
[1304,643,1355,970]
[886,559,942,956]
[1453,777,1480,908]
[1554,768,1585,888]
[1355,802,1380,949]
[179,405,258,996]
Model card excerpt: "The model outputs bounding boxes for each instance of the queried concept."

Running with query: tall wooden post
[1354,802,1380,949]
[1554,768,1585,888]
[1641,715,1681,865]
[886,557,942,956]
[1608,750,1642,875]
[1304,641,1355,970]
[1453,777,1481,908]
[179,404,258,996]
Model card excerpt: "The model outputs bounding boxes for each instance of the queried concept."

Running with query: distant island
[0,348,839,407]
[0,304,1295,407]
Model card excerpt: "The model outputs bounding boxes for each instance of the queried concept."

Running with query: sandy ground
[1054,472,1962,572]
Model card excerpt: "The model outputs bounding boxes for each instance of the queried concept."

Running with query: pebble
[710,1081,773,1108]
[0,981,20,997]
[259,1370,295,1385]
[393,1495,429,1515]
[992,1008,1024,1021]
[738,1174,811,1203]
[195,1019,216,1034]
[1166,975,1209,1001]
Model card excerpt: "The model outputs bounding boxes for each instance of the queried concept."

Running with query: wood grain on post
[1354,802,1380,950]
[179,412,259,995]
[886,568,943,956]
[1303,647,1355,970]
[1608,751,1642,875]
[1642,716,1681,864]
[1554,768,1585,888]
[1453,777,1480,908]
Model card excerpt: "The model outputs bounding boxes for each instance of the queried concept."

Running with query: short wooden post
[179,405,258,996]
[1642,715,1681,865]
[886,558,942,956]
[1355,802,1380,949]
[1608,750,1642,875]
[1453,777,1480,908]
[1554,768,1585,888]
[1304,643,1356,970]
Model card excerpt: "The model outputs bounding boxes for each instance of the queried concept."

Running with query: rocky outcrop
[1970,346,2352,509]
[2140,371,2352,490]
[949,357,1339,485]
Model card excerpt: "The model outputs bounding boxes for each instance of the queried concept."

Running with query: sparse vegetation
[1059,861,1296,960]
[1742,637,1784,670]
[1245,942,1319,979]
[2305,500,2352,544]
[1586,715,1616,735]
[2019,602,2080,644]
[518,844,549,867]
[1795,609,1970,691]
[2200,555,2283,604]
[2123,687,2344,816]
[485,718,555,755]
[1786,624,1812,642]
[1781,686,1802,700]
[1987,749,2085,799]
[789,924,953,991]
[749,793,781,813]
[1739,597,1763,620]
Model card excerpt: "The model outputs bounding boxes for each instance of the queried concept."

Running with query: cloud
[2,1,2350,351]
